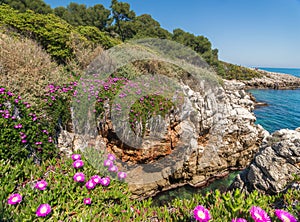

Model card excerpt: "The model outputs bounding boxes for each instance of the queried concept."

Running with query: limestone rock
[229,129,300,194]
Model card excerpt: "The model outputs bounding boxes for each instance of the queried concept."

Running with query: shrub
[0,87,57,164]
[0,31,70,106]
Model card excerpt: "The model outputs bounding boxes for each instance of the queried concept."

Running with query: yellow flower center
[197,211,205,219]
[39,184,44,188]
[281,215,290,222]
[12,197,19,202]
[40,206,47,214]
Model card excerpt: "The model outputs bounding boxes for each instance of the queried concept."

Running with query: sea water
[249,67,300,133]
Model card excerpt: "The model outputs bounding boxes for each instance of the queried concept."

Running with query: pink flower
[83,198,91,205]
[73,160,84,168]
[71,154,81,161]
[35,180,48,190]
[101,177,110,187]
[7,193,22,205]
[118,172,127,180]
[193,205,211,222]
[108,165,118,172]
[86,180,96,190]
[36,204,51,217]
[91,175,102,184]
[250,206,271,222]
[275,209,297,222]
[107,154,116,161]
[103,159,113,167]
[73,172,85,182]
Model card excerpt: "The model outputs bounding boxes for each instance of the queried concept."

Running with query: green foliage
[0,87,57,164]
[76,25,121,49]
[0,0,52,14]
[110,0,136,41]
[129,94,174,136]
[217,61,262,80]
[54,3,111,31]
[1,153,299,220]
[172,28,218,66]
[0,5,79,63]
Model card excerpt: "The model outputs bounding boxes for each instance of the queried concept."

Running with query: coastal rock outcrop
[229,128,300,194]
[58,78,267,199]
[242,69,300,89]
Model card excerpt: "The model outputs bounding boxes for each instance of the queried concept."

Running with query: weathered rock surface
[229,128,300,194]
[58,79,267,199]
[242,69,300,89]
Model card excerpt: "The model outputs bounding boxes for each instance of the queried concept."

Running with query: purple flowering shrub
[0,87,57,163]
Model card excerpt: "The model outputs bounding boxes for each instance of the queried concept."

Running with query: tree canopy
[0,0,52,14]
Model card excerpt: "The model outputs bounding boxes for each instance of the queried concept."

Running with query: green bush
[0,87,57,164]
[76,26,121,49]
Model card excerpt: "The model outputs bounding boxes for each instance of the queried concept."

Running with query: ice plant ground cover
[1,83,300,221]
[1,153,299,221]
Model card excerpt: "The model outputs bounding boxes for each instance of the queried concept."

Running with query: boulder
[229,129,300,194]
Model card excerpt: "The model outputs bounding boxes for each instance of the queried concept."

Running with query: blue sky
[44,0,300,68]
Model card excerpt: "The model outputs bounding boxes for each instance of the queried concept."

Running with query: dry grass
[0,31,70,105]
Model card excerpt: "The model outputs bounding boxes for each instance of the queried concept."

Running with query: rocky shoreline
[241,68,300,89]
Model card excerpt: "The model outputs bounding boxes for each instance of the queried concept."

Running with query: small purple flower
[73,160,84,169]
[107,154,116,161]
[118,172,127,180]
[84,198,91,205]
[72,154,81,161]
[7,193,22,205]
[193,205,211,222]
[86,180,96,190]
[36,203,51,217]
[275,209,297,222]
[108,165,118,172]
[35,180,48,190]
[73,172,85,182]
[101,177,110,187]
[232,219,247,222]
[91,175,102,184]
[21,139,27,143]
[250,206,271,222]
[103,159,113,167]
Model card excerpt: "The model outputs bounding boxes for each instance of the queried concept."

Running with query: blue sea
[249,67,300,133]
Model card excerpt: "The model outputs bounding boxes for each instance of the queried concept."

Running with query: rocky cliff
[58,79,267,199]
[229,128,300,194]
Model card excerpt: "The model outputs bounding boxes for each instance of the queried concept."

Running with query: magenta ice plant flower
[35,180,48,190]
[275,209,297,222]
[107,154,116,161]
[118,172,127,180]
[7,193,22,205]
[250,206,271,222]
[72,154,81,161]
[73,160,84,168]
[91,175,102,184]
[101,177,110,187]
[103,159,113,167]
[84,198,91,205]
[108,165,118,172]
[36,204,51,217]
[73,172,85,182]
[232,219,247,222]
[86,180,96,190]
[193,205,211,222]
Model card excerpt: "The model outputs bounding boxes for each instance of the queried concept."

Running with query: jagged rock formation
[229,128,300,194]
[58,79,267,199]
[242,69,300,89]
